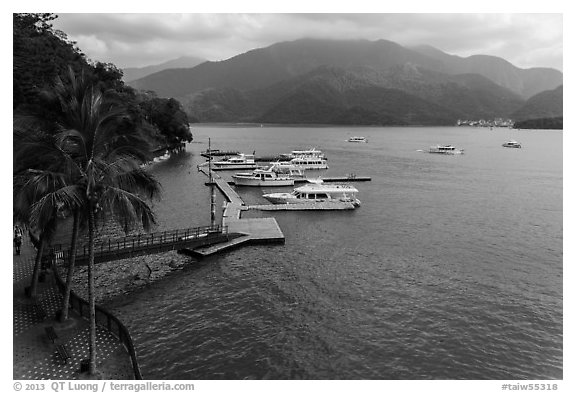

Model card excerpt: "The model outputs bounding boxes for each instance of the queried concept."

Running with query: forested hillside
[13,13,192,155]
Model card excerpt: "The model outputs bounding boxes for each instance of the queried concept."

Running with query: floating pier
[247,202,356,211]
[200,150,240,158]
[304,175,371,182]
[189,218,285,257]
[199,153,291,162]
[183,168,285,257]
[228,175,371,186]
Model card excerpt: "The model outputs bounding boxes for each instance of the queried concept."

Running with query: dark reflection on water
[106,126,562,379]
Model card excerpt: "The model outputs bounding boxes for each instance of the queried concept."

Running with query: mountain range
[127,39,562,125]
[510,85,563,121]
[122,56,206,82]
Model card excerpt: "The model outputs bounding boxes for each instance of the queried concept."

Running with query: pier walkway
[187,169,285,257]
[247,202,356,211]
[47,225,231,265]
[227,175,371,186]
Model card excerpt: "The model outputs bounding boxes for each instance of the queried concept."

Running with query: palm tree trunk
[28,234,45,299]
[87,207,97,375]
[60,211,79,321]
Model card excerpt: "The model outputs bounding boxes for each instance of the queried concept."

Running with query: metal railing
[52,263,143,379]
[50,225,227,261]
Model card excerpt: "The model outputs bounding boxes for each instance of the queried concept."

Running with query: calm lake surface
[106,125,562,380]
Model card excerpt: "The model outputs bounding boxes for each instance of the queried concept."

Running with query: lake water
[106,125,562,380]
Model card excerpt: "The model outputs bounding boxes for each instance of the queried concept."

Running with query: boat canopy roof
[291,147,322,154]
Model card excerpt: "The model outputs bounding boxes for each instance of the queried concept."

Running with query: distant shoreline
[189,122,448,128]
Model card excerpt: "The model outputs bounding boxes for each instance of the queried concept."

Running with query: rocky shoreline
[56,250,193,305]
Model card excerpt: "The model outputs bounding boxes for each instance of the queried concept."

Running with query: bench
[45,326,58,343]
[55,344,71,365]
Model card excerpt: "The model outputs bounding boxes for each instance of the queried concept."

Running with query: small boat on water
[270,163,306,179]
[269,163,324,184]
[232,167,294,187]
[428,145,465,155]
[271,156,329,170]
[280,147,326,160]
[502,140,522,148]
[347,136,368,143]
[210,153,258,170]
[263,184,361,207]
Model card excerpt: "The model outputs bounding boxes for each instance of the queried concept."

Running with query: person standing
[14,225,23,255]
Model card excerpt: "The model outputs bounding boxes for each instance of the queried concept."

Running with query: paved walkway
[13,237,135,380]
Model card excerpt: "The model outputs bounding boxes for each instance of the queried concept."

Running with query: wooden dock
[188,218,285,257]
[228,175,371,186]
[299,175,371,182]
[248,202,356,211]
[183,168,285,257]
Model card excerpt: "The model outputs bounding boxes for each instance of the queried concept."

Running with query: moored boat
[280,147,326,160]
[271,156,328,170]
[428,145,464,155]
[347,136,367,143]
[270,163,305,179]
[210,153,258,170]
[232,168,294,187]
[502,140,522,148]
[263,183,361,207]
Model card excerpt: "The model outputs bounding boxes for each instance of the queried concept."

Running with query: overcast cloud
[51,13,563,71]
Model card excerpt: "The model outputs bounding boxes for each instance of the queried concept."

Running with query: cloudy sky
[50,13,563,72]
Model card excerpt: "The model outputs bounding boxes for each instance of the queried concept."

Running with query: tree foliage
[513,117,563,130]
[13,13,193,148]
[13,13,86,111]
[139,95,192,146]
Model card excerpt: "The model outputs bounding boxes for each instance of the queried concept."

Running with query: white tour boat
[428,145,465,155]
[502,140,522,148]
[232,168,294,187]
[209,153,258,170]
[263,184,361,207]
[280,147,326,160]
[270,163,324,184]
[347,136,368,143]
[270,163,305,179]
[272,156,329,170]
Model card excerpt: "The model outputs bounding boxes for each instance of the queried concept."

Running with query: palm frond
[29,184,86,228]
[101,186,157,233]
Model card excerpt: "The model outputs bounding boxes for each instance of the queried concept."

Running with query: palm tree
[14,116,85,315]
[13,126,70,299]
[54,68,161,375]
[15,67,161,375]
